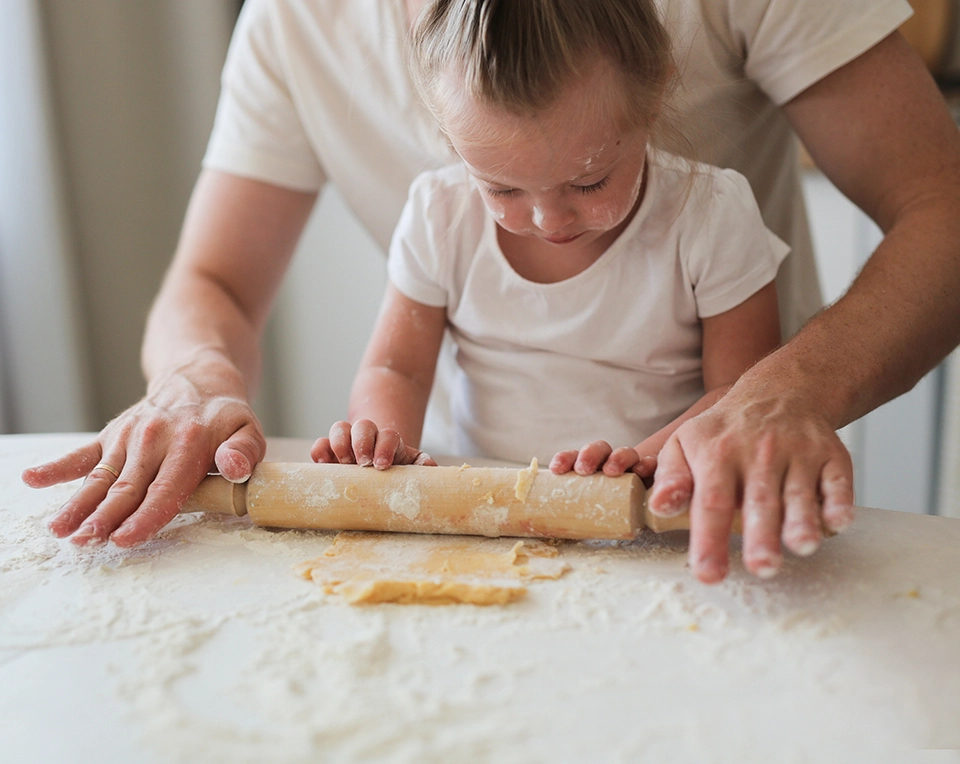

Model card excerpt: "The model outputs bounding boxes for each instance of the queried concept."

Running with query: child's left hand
[550,440,658,481]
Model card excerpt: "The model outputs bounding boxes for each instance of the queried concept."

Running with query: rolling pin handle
[181,474,249,517]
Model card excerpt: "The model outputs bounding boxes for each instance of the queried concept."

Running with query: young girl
[311,0,785,479]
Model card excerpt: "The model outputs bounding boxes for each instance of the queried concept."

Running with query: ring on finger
[92,463,121,479]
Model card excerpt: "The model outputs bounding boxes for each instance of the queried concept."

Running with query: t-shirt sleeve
[386,174,449,308]
[686,169,790,319]
[733,0,914,105]
[202,0,326,191]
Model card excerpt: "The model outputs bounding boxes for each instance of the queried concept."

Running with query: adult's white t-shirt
[387,155,788,463]
[203,0,912,337]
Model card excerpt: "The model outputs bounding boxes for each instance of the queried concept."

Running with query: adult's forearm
[142,266,263,399]
[756,191,960,430]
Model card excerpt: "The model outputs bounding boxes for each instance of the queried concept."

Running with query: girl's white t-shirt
[387,154,788,463]
[203,0,912,338]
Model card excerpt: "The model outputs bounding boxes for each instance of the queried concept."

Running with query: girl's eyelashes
[574,176,610,195]
[485,176,610,197]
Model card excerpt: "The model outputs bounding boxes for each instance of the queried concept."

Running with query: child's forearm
[348,365,432,448]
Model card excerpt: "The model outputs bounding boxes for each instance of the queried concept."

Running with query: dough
[513,457,539,502]
[296,531,568,605]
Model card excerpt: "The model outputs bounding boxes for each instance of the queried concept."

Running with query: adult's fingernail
[751,549,783,579]
[793,537,820,557]
[650,488,690,517]
[72,529,105,547]
[828,506,855,532]
[358,456,373,467]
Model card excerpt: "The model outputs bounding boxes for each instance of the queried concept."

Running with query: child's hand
[550,440,657,481]
[310,419,437,470]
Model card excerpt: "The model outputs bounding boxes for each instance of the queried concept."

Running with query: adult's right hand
[21,357,266,548]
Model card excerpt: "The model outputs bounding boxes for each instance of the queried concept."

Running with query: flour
[4,438,960,761]
[386,479,422,520]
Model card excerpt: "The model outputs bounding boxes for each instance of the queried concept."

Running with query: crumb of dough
[472,477,482,486]
[514,457,539,502]
[904,588,921,598]
[458,463,471,472]
[482,492,494,504]
[295,532,568,606]
[343,484,360,502]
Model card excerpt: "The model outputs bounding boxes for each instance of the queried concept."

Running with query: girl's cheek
[585,199,627,229]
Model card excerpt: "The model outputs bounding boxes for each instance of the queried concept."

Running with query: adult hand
[21,358,266,548]
[647,384,854,584]
[312,419,436,469]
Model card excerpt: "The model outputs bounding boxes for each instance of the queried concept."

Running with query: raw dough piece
[514,457,539,502]
[296,531,568,605]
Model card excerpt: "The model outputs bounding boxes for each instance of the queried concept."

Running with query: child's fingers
[602,446,641,476]
[633,455,658,479]
[351,419,379,467]
[328,421,356,464]
[550,450,579,474]
[574,441,612,475]
[412,451,437,466]
[310,438,336,463]
[373,429,403,469]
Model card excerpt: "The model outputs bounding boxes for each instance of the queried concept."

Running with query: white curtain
[0,0,92,433]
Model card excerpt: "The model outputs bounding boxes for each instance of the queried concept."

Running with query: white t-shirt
[387,155,788,463]
[203,0,912,337]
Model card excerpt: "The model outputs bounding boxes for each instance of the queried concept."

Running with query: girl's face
[443,63,650,259]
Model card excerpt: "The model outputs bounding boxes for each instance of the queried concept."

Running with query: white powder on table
[3,442,959,760]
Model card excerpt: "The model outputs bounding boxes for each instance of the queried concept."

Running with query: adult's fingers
[70,445,153,547]
[22,441,102,489]
[739,442,786,579]
[111,450,215,547]
[820,448,856,533]
[47,447,124,540]
[780,459,824,558]
[687,457,738,584]
[647,435,693,517]
[215,422,266,483]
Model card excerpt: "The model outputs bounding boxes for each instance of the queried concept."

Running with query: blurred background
[1,0,959,516]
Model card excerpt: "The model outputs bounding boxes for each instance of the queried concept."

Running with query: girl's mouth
[542,233,583,245]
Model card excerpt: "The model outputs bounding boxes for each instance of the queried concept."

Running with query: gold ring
[92,463,121,479]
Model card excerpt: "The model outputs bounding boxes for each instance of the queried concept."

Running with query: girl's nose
[531,202,575,234]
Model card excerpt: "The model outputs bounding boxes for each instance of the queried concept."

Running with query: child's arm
[311,283,447,469]
[551,282,780,478]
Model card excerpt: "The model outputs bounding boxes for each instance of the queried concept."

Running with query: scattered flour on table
[3,471,957,761]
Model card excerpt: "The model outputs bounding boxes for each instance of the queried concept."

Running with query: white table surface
[1,433,959,763]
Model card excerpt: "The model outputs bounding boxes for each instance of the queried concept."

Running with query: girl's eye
[574,176,610,195]
[486,187,517,197]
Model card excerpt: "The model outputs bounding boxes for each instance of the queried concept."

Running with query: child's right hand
[310,419,437,470]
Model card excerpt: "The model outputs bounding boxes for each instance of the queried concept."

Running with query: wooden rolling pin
[181,461,715,540]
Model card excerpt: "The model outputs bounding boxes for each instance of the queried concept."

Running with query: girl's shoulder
[403,163,488,249]
[646,149,762,224]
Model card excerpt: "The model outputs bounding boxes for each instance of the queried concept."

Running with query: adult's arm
[649,31,960,582]
[22,169,318,547]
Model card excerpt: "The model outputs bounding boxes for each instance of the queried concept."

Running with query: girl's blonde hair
[410,0,676,135]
